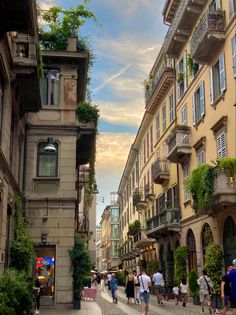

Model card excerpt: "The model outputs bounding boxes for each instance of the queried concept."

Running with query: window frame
[37,141,59,177]
[162,103,167,131]
[40,69,60,106]
[169,92,175,123]
[181,105,187,125]
[232,34,236,78]
[156,114,160,140]
[183,164,190,202]
[216,130,227,158]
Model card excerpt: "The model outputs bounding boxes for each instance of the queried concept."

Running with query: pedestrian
[33,276,41,314]
[180,276,188,307]
[221,265,232,315]
[110,274,118,303]
[172,283,179,305]
[197,269,213,314]
[133,270,140,304]
[139,269,152,315]
[125,271,135,304]
[152,269,165,305]
[100,275,105,292]
[107,272,112,290]
[228,259,236,315]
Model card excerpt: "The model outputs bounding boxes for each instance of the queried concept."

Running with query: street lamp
[44,137,57,152]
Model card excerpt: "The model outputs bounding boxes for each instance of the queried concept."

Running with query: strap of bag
[203,276,211,294]
[140,275,147,291]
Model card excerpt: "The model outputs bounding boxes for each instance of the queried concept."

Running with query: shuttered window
[181,105,187,125]
[229,0,236,18]
[198,150,205,164]
[156,114,160,140]
[162,104,166,131]
[169,92,175,122]
[232,34,236,78]
[217,131,227,158]
[209,52,226,104]
[192,81,205,125]
[183,164,190,201]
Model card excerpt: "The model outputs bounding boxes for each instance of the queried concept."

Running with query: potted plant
[188,269,200,305]
[177,72,184,84]
[174,246,187,285]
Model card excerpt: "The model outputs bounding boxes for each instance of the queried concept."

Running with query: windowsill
[33,177,60,181]
[183,199,191,207]
[194,115,205,129]
[42,105,60,110]
[211,92,225,108]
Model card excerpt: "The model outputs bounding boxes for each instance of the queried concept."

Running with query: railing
[144,183,154,198]
[168,128,191,153]
[133,189,146,206]
[213,171,236,196]
[152,159,170,181]
[146,209,180,232]
[11,33,37,66]
[145,57,174,103]
[190,10,226,57]
[163,0,189,52]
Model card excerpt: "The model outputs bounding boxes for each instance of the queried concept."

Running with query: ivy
[128,220,141,232]
[188,269,199,297]
[174,246,187,285]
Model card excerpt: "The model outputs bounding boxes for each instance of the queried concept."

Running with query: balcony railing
[213,171,236,205]
[146,209,180,236]
[11,34,37,67]
[190,10,226,63]
[144,183,155,201]
[145,57,175,110]
[133,189,148,210]
[152,159,170,184]
[163,0,204,56]
[167,125,191,163]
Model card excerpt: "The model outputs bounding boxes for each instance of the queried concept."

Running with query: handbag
[203,276,214,295]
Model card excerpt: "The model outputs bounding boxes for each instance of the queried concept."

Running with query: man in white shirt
[139,269,152,315]
[152,269,165,305]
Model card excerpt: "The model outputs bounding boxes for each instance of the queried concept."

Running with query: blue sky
[39,0,168,223]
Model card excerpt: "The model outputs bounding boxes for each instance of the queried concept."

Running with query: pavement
[38,287,234,315]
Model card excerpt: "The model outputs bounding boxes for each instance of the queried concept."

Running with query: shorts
[154,285,164,295]
[200,293,211,304]
[224,295,231,308]
[230,297,236,308]
[140,291,150,304]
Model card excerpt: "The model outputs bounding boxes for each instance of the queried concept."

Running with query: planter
[211,294,222,309]
[193,295,201,305]
[73,297,81,309]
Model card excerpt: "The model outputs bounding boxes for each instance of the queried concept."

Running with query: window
[147,132,149,159]
[111,224,119,239]
[0,75,3,143]
[209,0,221,10]
[40,69,60,106]
[169,92,175,122]
[150,125,153,153]
[37,142,58,177]
[210,52,226,104]
[229,0,236,18]
[156,114,160,140]
[192,81,205,126]
[162,104,166,131]
[111,208,119,223]
[232,34,236,78]
[177,52,187,99]
[217,131,227,158]
[183,164,190,201]
[143,140,146,164]
[181,106,187,125]
[198,149,205,164]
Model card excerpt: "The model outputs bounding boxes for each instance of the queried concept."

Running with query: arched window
[187,229,197,271]
[37,142,58,177]
[223,216,236,266]
[201,224,213,262]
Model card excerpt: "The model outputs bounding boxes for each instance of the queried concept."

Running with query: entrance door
[35,246,56,304]
[223,216,236,266]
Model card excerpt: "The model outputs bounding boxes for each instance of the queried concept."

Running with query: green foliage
[177,72,184,83]
[117,271,126,286]
[76,101,99,126]
[187,54,199,77]
[205,244,224,294]
[10,197,35,274]
[70,234,91,300]
[188,269,199,297]
[186,164,214,213]
[39,1,98,50]
[214,157,236,176]
[147,259,159,277]
[174,246,187,285]
[0,269,33,315]
[165,251,174,292]
[128,220,141,231]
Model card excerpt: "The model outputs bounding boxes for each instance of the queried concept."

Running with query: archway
[201,223,213,263]
[187,229,197,271]
[223,216,236,266]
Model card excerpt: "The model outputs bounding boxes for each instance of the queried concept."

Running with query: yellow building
[118,0,236,277]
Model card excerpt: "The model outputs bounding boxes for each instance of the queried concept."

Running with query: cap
[232,259,236,266]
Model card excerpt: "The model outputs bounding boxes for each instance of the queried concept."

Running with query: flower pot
[73,297,81,309]
[193,295,201,305]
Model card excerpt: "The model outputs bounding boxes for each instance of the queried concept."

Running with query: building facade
[118,0,236,280]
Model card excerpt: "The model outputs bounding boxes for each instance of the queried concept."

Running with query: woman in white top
[180,276,188,307]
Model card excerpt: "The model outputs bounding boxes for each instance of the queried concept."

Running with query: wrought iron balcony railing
[146,209,180,234]
[167,125,191,163]
[152,159,170,184]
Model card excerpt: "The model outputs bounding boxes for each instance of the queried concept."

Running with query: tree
[174,246,187,285]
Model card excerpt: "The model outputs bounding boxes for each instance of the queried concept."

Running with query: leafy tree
[70,234,91,301]
[174,246,187,285]
[188,269,199,297]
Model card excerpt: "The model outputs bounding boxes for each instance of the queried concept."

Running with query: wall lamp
[93,184,99,195]
[44,137,57,152]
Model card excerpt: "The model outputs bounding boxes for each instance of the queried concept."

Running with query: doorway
[35,245,56,304]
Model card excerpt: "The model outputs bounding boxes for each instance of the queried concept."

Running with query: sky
[39,0,168,223]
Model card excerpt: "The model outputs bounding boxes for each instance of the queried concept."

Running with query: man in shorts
[139,269,152,315]
[221,265,232,315]
[197,269,213,314]
[228,259,236,315]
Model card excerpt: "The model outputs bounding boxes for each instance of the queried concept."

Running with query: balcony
[146,208,181,239]
[145,57,175,114]
[133,189,148,211]
[164,0,205,57]
[144,184,155,201]
[76,122,95,166]
[11,34,37,67]
[152,158,170,184]
[190,10,226,64]
[167,125,192,163]
[213,171,236,206]
[133,229,155,250]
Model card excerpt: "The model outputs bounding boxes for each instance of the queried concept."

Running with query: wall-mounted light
[41,233,47,243]
[44,137,57,152]
[93,184,99,195]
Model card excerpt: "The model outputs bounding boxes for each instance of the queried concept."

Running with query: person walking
[198,269,213,314]
[228,259,236,315]
[221,265,232,315]
[100,275,105,292]
[133,270,140,304]
[125,271,135,304]
[33,277,41,314]
[110,274,118,303]
[139,269,152,315]
[107,273,112,291]
[172,283,179,305]
[180,276,188,307]
[152,269,165,305]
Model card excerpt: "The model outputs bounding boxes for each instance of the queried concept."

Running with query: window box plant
[177,71,184,84]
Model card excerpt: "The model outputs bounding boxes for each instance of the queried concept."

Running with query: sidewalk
[39,300,102,315]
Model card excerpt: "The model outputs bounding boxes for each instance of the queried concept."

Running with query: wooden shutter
[219,52,226,92]
[192,94,196,126]
[232,35,236,78]
[183,51,187,91]
[199,81,205,117]
[209,68,214,104]
[177,63,181,100]
[217,132,227,158]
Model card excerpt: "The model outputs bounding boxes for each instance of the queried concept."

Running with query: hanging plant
[186,164,214,213]
[214,157,236,176]
[187,54,199,77]
[177,71,184,83]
